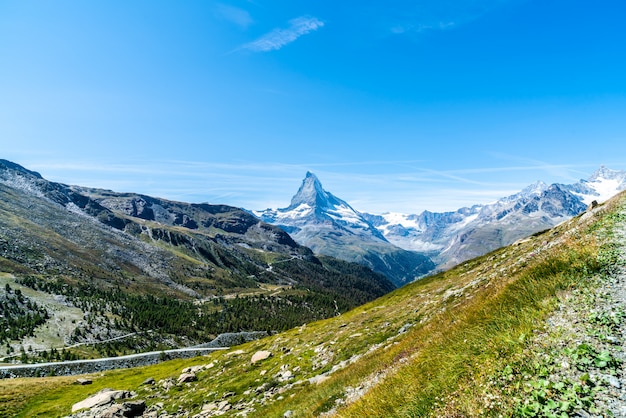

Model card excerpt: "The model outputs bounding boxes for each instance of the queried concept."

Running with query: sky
[1,0,626,214]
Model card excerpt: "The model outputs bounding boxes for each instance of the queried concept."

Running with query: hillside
[4,190,625,416]
[0,159,394,359]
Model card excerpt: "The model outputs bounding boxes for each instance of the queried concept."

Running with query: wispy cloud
[214,3,253,29]
[387,0,515,35]
[21,157,610,215]
[242,16,324,52]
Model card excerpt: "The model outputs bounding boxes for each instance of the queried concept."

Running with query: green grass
[4,193,624,418]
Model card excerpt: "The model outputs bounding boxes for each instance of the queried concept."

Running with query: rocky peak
[289,172,344,211]
[521,180,549,197]
[588,165,626,183]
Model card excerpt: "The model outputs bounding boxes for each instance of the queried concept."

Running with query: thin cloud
[243,16,324,52]
[387,0,515,35]
[214,3,253,29]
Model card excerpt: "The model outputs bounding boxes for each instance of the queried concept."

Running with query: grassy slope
[3,193,623,418]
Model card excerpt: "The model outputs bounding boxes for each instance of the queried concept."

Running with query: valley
[2,158,626,417]
[0,160,394,363]
[3,182,625,417]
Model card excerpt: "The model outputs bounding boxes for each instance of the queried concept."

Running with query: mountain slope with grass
[5,189,625,417]
[0,159,394,360]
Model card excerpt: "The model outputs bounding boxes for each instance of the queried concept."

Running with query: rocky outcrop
[70,388,137,413]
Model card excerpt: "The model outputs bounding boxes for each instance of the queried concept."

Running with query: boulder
[99,400,146,418]
[71,388,133,412]
[251,350,272,364]
[177,372,197,384]
[182,365,204,374]
[75,378,92,385]
[160,378,175,390]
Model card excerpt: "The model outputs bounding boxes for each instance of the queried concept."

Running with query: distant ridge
[0,159,395,357]
[371,165,626,268]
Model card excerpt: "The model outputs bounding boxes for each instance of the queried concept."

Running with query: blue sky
[1,0,625,214]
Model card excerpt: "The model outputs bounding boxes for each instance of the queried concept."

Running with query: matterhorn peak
[289,172,343,210]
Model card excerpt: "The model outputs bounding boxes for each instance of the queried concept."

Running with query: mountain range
[257,166,626,275]
[255,172,435,287]
[0,159,394,357]
[8,174,625,418]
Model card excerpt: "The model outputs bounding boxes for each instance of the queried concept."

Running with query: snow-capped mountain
[255,172,435,287]
[372,166,626,269]
[258,172,387,241]
[261,167,625,279]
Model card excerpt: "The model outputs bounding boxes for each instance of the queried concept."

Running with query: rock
[71,388,133,412]
[275,368,293,382]
[182,365,204,374]
[75,378,92,385]
[202,402,218,412]
[142,377,155,386]
[160,378,175,390]
[99,400,146,418]
[124,400,146,416]
[251,350,272,364]
[284,411,294,417]
[398,323,414,334]
[599,373,621,388]
[309,374,330,385]
[177,372,197,384]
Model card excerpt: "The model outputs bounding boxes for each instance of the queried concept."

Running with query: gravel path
[516,205,626,417]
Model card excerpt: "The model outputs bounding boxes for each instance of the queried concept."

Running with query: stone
[202,402,218,412]
[160,378,175,390]
[142,377,155,385]
[182,365,204,374]
[600,373,621,388]
[309,374,330,385]
[251,350,272,364]
[124,400,147,416]
[99,400,146,418]
[71,388,132,412]
[75,378,92,385]
[177,372,197,384]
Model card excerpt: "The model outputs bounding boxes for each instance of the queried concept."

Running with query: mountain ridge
[373,166,626,268]
[9,181,625,418]
[255,173,435,286]
[0,159,395,358]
